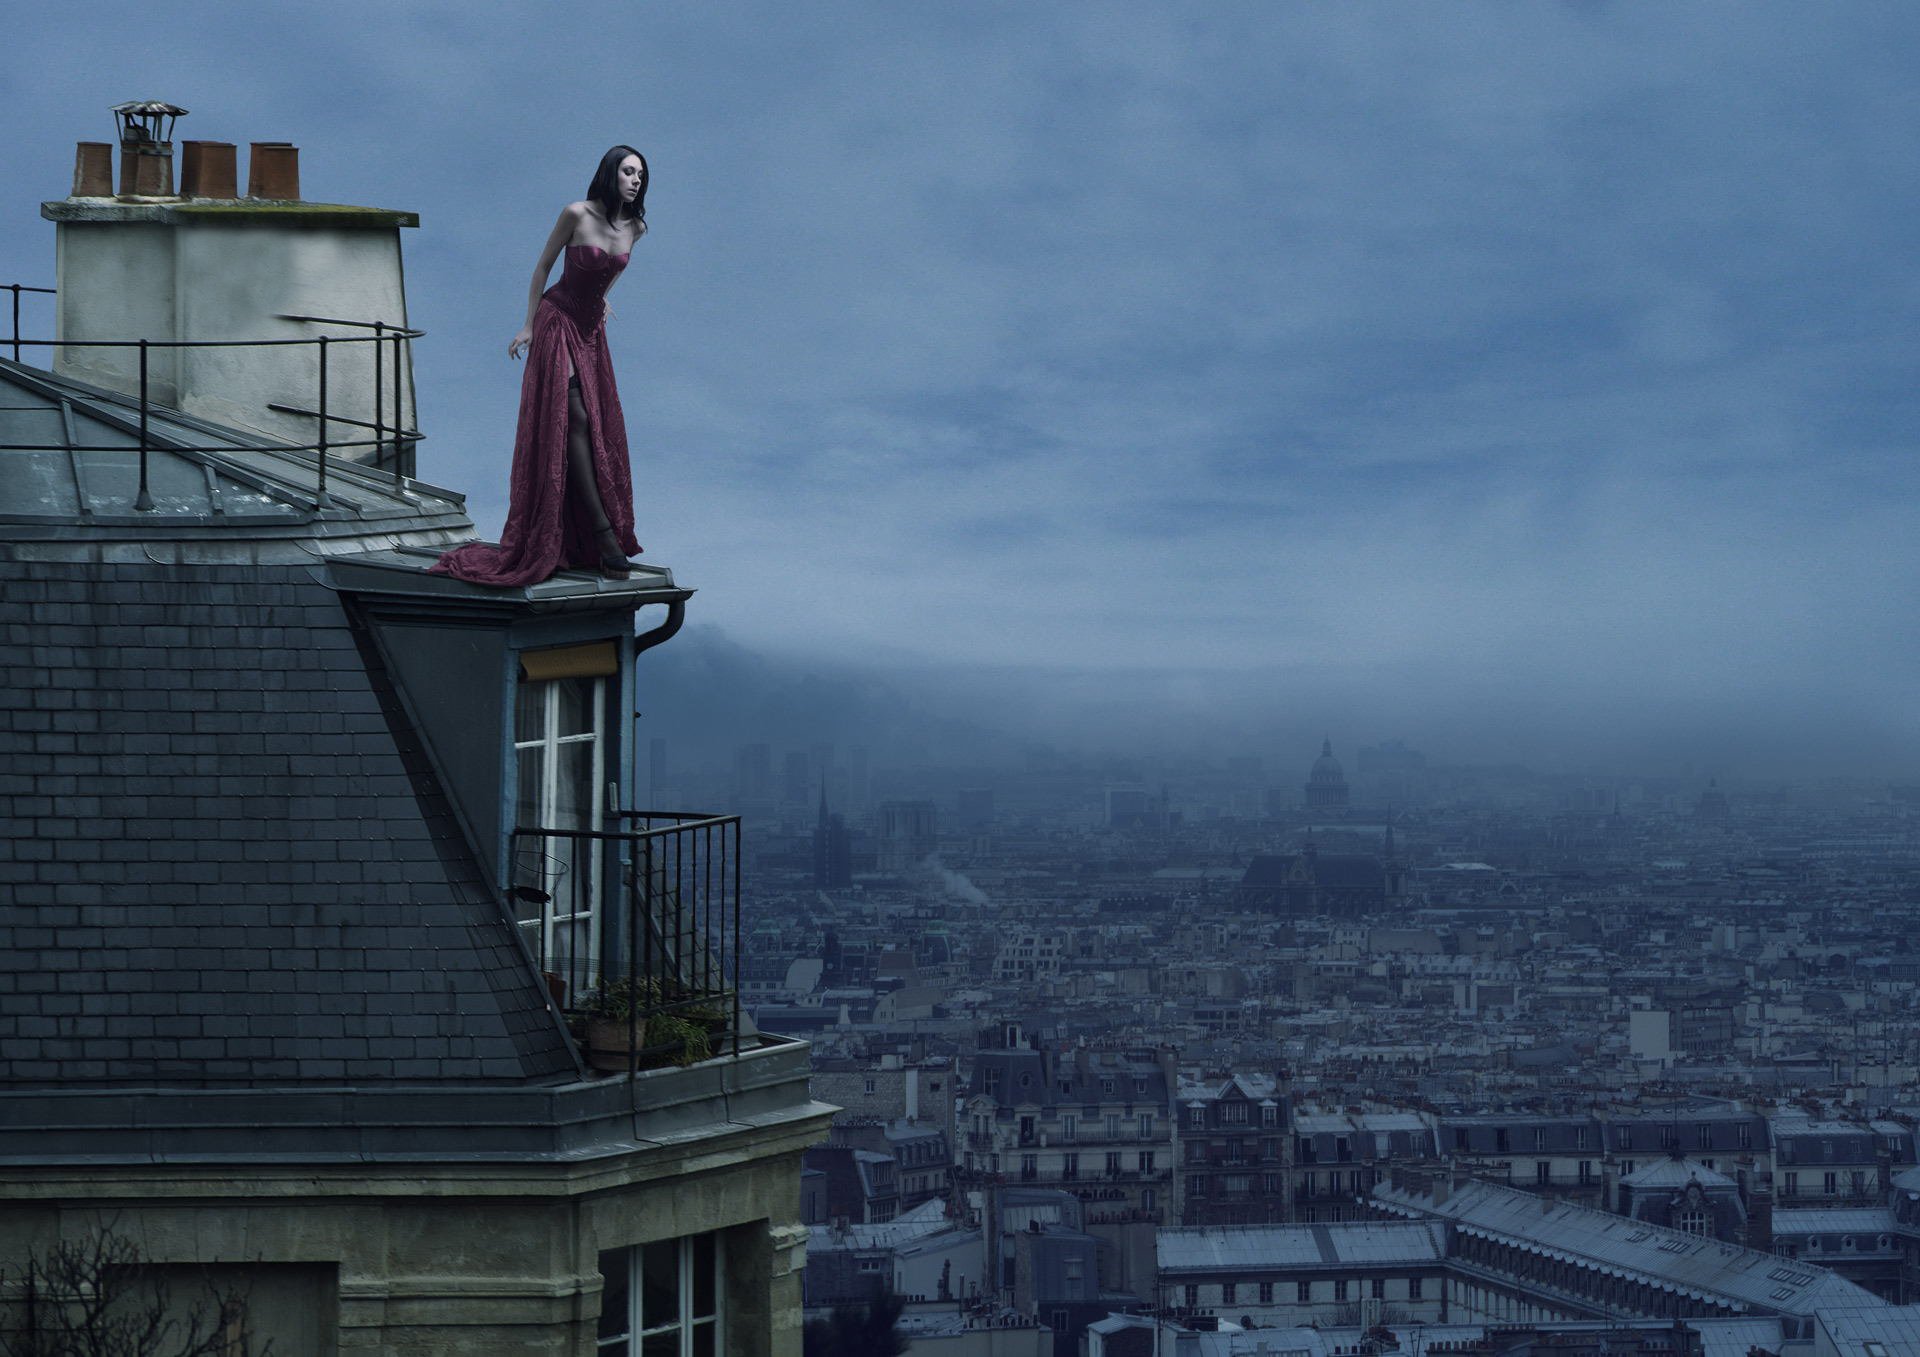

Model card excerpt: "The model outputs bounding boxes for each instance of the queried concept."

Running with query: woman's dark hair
[586,145,649,234]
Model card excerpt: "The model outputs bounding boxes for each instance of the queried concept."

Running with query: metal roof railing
[3,281,422,511]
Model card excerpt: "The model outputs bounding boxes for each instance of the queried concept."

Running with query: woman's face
[617,154,645,203]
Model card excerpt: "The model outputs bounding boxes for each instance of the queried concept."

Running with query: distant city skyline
[5,3,1917,774]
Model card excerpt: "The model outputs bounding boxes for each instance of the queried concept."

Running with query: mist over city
[637,623,1917,783]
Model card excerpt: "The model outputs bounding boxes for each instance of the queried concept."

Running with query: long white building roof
[1370,1177,1881,1318]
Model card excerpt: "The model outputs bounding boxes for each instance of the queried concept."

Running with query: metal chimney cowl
[111,99,187,199]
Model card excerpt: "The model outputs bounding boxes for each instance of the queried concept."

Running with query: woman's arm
[510,204,584,359]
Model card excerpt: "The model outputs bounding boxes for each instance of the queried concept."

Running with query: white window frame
[598,1233,721,1356]
[514,675,608,997]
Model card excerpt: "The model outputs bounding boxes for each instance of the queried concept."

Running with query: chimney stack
[111,100,185,199]
[45,102,418,461]
[247,142,300,200]
[180,141,237,199]
[71,143,112,197]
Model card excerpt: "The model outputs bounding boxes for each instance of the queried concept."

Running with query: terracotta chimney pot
[247,142,300,200]
[119,146,174,197]
[72,142,114,197]
[180,141,237,199]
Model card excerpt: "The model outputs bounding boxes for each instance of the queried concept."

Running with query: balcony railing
[3,282,422,506]
[509,811,742,1075]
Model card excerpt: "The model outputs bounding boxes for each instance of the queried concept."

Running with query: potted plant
[581,978,712,1071]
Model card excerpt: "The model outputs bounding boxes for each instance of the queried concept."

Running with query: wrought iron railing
[508,811,743,1075]
[3,281,421,508]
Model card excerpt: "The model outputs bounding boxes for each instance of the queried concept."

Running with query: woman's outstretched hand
[508,327,533,360]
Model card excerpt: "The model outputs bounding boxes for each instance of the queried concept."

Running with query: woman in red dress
[432,146,647,586]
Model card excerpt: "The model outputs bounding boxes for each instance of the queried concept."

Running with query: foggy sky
[5,3,1917,775]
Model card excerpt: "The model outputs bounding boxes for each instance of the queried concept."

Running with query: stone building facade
[957,1035,1174,1299]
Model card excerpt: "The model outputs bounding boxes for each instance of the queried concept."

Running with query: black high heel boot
[595,525,632,579]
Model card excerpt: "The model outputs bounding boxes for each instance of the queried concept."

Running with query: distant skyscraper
[813,786,852,888]
[782,749,810,804]
[1304,738,1350,811]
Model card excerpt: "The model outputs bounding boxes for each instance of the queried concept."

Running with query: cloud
[4,2,1917,772]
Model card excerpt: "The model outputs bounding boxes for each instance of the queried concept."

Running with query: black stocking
[566,377,612,537]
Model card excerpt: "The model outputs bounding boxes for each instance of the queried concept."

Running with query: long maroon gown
[430,244,642,587]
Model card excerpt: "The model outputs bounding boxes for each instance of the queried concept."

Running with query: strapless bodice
[543,244,628,328]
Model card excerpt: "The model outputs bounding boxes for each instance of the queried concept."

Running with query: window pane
[641,1333,678,1357]
[515,680,546,742]
[691,1234,715,1318]
[642,1240,679,1328]
[555,740,595,829]
[516,746,544,831]
[556,677,596,737]
[691,1320,715,1357]
[598,1248,632,1341]
[547,830,588,914]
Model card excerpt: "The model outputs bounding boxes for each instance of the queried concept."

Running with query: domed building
[1304,737,1351,812]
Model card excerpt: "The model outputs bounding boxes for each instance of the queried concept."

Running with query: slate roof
[1158,1221,1446,1273]
[1771,1207,1897,1237]
[0,358,632,1094]
[1815,1304,1920,1356]
[0,554,577,1088]
[1621,1157,1737,1190]
[0,354,471,542]
[966,1047,1170,1107]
